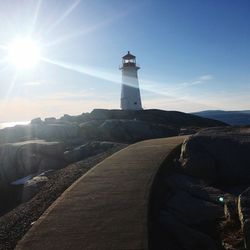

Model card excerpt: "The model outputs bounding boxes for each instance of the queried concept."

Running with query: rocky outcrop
[0,123,80,144]
[224,198,238,221]
[179,127,250,185]
[238,187,250,249]
[79,120,104,140]
[34,123,80,141]
[159,212,218,250]
[171,127,250,249]
[64,141,120,163]
[0,125,33,144]
[165,173,231,204]
[89,109,226,127]
[79,119,179,143]
[98,119,179,143]
[0,109,225,145]
[22,175,49,202]
[77,109,225,143]
[152,172,226,250]
[165,190,224,225]
[150,128,250,250]
[73,109,225,143]
[30,117,43,125]
[0,140,66,187]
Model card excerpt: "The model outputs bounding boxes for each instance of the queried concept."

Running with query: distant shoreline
[0,121,30,129]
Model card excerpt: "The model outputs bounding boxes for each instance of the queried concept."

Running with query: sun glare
[7,37,41,69]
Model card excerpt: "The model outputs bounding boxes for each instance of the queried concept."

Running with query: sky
[0,0,250,122]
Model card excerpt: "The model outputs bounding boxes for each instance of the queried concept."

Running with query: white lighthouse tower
[120,51,142,110]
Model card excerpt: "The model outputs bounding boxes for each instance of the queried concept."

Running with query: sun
[7,37,41,69]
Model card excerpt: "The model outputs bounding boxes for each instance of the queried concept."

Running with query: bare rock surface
[159,212,219,250]
[0,109,225,145]
[0,140,66,186]
[22,175,49,202]
[165,191,224,225]
[98,119,179,143]
[150,127,250,250]
[179,126,250,185]
[0,123,80,144]
[64,141,116,163]
[165,173,232,204]
[238,187,250,249]
[89,109,226,128]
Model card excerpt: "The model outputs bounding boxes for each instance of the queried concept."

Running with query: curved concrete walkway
[15,136,187,250]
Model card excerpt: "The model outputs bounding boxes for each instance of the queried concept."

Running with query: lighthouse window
[124,59,135,63]
[134,102,137,105]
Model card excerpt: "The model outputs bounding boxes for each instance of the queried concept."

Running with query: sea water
[0,121,30,129]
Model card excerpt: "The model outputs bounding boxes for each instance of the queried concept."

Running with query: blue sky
[0,0,250,122]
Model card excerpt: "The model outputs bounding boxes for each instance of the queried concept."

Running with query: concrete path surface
[15,136,187,250]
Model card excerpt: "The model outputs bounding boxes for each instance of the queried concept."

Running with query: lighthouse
[120,51,142,110]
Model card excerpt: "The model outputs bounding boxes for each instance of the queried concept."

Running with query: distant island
[193,110,250,125]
